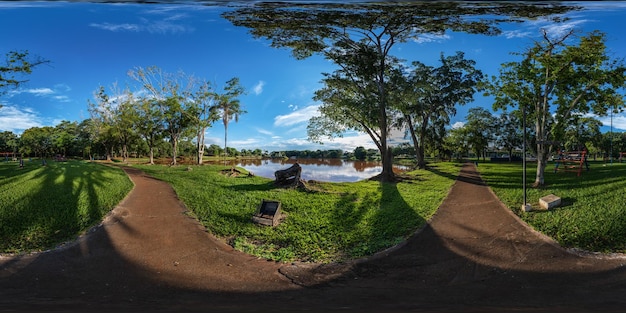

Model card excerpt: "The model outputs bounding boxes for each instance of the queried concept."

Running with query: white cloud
[89,22,140,32]
[10,88,54,96]
[274,105,320,127]
[9,85,72,103]
[255,127,273,136]
[541,19,588,39]
[503,17,589,40]
[253,81,265,95]
[597,113,626,131]
[90,14,194,35]
[90,21,192,34]
[0,2,58,9]
[0,105,43,133]
[53,95,71,102]
[451,121,465,129]
[502,29,533,39]
[412,32,451,44]
[230,138,260,147]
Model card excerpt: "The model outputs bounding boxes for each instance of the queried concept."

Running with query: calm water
[215,158,409,183]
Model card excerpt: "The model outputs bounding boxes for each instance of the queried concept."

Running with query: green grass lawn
[136,162,461,263]
[4,157,624,261]
[0,160,133,253]
[478,160,626,253]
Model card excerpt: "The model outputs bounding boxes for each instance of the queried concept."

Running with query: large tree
[224,2,579,182]
[562,115,602,152]
[494,111,524,162]
[87,86,116,160]
[487,30,626,186]
[397,51,482,169]
[20,126,54,159]
[211,77,246,158]
[88,85,138,162]
[134,97,165,165]
[309,44,402,180]
[464,107,496,160]
[0,131,19,157]
[128,66,198,166]
[53,120,79,157]
[190,81,218,164]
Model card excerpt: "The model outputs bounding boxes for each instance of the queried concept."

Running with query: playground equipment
[554,150,588,177]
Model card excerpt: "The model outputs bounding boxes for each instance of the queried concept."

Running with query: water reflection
[213,158,408,182]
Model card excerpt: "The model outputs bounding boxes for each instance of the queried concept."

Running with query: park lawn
[136,162,461,263]
[478,160,626,253]
[0,160,133,253]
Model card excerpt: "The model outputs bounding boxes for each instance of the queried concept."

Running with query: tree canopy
[486,29,626,186]
[1,50,48,98]
[224,2,580,182]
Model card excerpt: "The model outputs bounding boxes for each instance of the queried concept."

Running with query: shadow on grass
[333,180,425,258]
[422,162,484,186]
[226,180,276,192]
[0,160,130,253]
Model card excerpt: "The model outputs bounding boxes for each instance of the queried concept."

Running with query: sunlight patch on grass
[478,161,626,253]
[136,162,459,263]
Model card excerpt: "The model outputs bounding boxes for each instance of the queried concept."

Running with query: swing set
[0,152,17,161]
[554,149,588,177]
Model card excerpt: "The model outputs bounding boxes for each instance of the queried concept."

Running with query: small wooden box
[252,200,281,226]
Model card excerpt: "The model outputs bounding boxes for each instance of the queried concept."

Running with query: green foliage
[137,162,459,263]
[226,2,577,182]
[396,51,483,169]
[486,30,626,186]
[1,50,48,96]
[0,161,132,253]
[464,107,496,160]
[479,161,626,253]
[212,77,247,157]
[0,131,19,154]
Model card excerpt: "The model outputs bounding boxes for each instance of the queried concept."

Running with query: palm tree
[212,77,246,157]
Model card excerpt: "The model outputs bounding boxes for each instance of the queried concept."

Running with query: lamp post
[522,102,531,212]
[610,107,613,165]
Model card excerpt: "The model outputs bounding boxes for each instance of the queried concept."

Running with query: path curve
[2,163,626,312]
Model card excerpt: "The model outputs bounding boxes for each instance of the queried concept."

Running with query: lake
[215,158,409,183]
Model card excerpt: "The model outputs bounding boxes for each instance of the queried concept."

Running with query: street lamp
[610,106,613,165]
[522,103,531,212]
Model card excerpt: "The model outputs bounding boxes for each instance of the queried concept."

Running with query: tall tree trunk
[534,144,548,187]
[122,143,128,163]
[171,137,178,166]
[405,114,426,169]
[149,146,154,165]
[381,146,395,182]
[223,123,229,158]
[197,127,205,165]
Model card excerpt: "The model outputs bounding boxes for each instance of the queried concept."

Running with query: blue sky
[1,1,626,152]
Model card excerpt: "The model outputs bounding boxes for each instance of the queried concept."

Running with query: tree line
[444,107,626,162]
[3,3,626,187]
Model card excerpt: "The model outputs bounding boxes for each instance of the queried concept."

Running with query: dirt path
[2,163,626,312]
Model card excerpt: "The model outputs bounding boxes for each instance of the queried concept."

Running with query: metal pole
[522,103,527,208]
[611,108,613,165]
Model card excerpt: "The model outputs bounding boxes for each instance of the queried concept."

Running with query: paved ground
[2,163,626,312]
